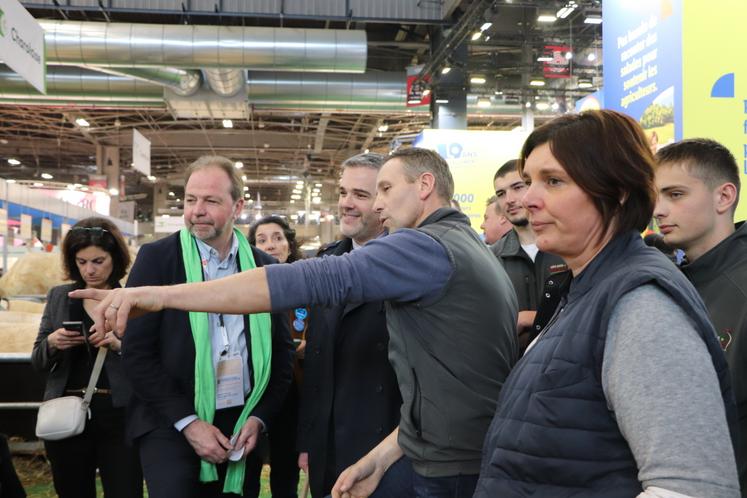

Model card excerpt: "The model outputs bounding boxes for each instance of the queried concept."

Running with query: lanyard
[218,313,229,356]
[201,252,231,357]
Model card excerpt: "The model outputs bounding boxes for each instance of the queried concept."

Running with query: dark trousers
[0,434,25,498]
[349,456,477,498]
[138,406,264,498]
[268,381,299,498]
[44,396,143,498]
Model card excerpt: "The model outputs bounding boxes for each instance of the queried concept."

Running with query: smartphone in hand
[62,321,88,342]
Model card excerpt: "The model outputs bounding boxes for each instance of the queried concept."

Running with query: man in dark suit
[123,156,293,498]
[297,153,401,498]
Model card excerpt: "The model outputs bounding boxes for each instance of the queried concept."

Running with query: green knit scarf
[180,228,272,495]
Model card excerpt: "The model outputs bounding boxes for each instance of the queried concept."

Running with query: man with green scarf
[121,156,293,497]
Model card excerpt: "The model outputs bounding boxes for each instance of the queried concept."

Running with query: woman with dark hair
[31,217,142,498]
[249,215,307,498]
[474,110,739,498]
[249,215,304,264]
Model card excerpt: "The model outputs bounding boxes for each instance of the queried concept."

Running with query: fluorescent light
[537,55,553,62]
[578,80,594,89]
[312,197,321,204]
[312,188,320,194]
[441,67,452,75]
[41,173,53,180]
[234,161,243,169]
[6,179,16,184]
[480,22,493,31]
[435,99,449,104]
[536,102,550,111]
[75,118,90,127]
[470,76,486,84]
[291,194,302,200]
[222,119,233,128]
[315,183,322,187]
[477,97,491,108]
[109,188,119,196]
[584,14,602,24]
[537,15,557,23]
[494,90,503,95]
[7,158,20,166]
[378,124,389,132]
[587,52,597,61]
[407,99,422,105]
[557,2,578,19]
[529,78,546,87]
[471,31,482,41]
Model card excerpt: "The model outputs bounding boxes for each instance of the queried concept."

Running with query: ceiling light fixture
[147,175,157,182]
[441,66,452,75]
[41,173,53,180]
[587,52,597,61]
[525,102,532,108]
[6,179,16,184]
[529,78,546,87]
[7,158,20,165]
[33,182,43,187]
[537,14,557,23]
[537,55,553,62]
[471,31,482,41]
[480,22,493,31]
[578,79,594,89]
[109,188,119,196]
[565,51,573,60]
[584,14,603,24]
[75,118,90,127]
[234,161,243,169]
[556,1,578,19]
[435,99,449,104]
[222,119,233,128]
[536,102,551,111]
[291,194,302,200]
[378,124,389,132]
[470,76,486,85]
[477,97,492,108]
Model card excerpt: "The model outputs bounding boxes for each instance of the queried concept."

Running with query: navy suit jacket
[298,238,401,497]
[122,231,294,441]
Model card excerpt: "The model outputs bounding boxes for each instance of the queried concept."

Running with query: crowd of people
[22,108,745,498]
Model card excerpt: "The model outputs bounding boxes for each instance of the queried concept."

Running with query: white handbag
[35,347,108,441]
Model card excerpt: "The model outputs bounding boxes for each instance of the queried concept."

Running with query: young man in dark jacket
[491,159,566,352]
[654,138,747,495]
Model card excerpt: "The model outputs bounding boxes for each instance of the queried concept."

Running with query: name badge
[215,354,246,410]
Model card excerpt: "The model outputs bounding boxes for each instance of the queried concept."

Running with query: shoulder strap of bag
[82,347,108,405]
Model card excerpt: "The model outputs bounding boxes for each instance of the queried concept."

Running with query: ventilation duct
[80,66,202,96]
[204,69,246,98]
[0,65,163,103]
[40,20,367,73]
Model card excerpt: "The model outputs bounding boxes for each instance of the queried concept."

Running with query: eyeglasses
[70,226,111,242]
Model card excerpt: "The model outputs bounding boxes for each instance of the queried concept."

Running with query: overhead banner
[542,44,571,79]
[0,0,46,93]
[406,65,431,107]
[603,0,682,151]
[19,213,31,239]
[40,218,52,242]
[132,129,151,177]
[413,129,529,230]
